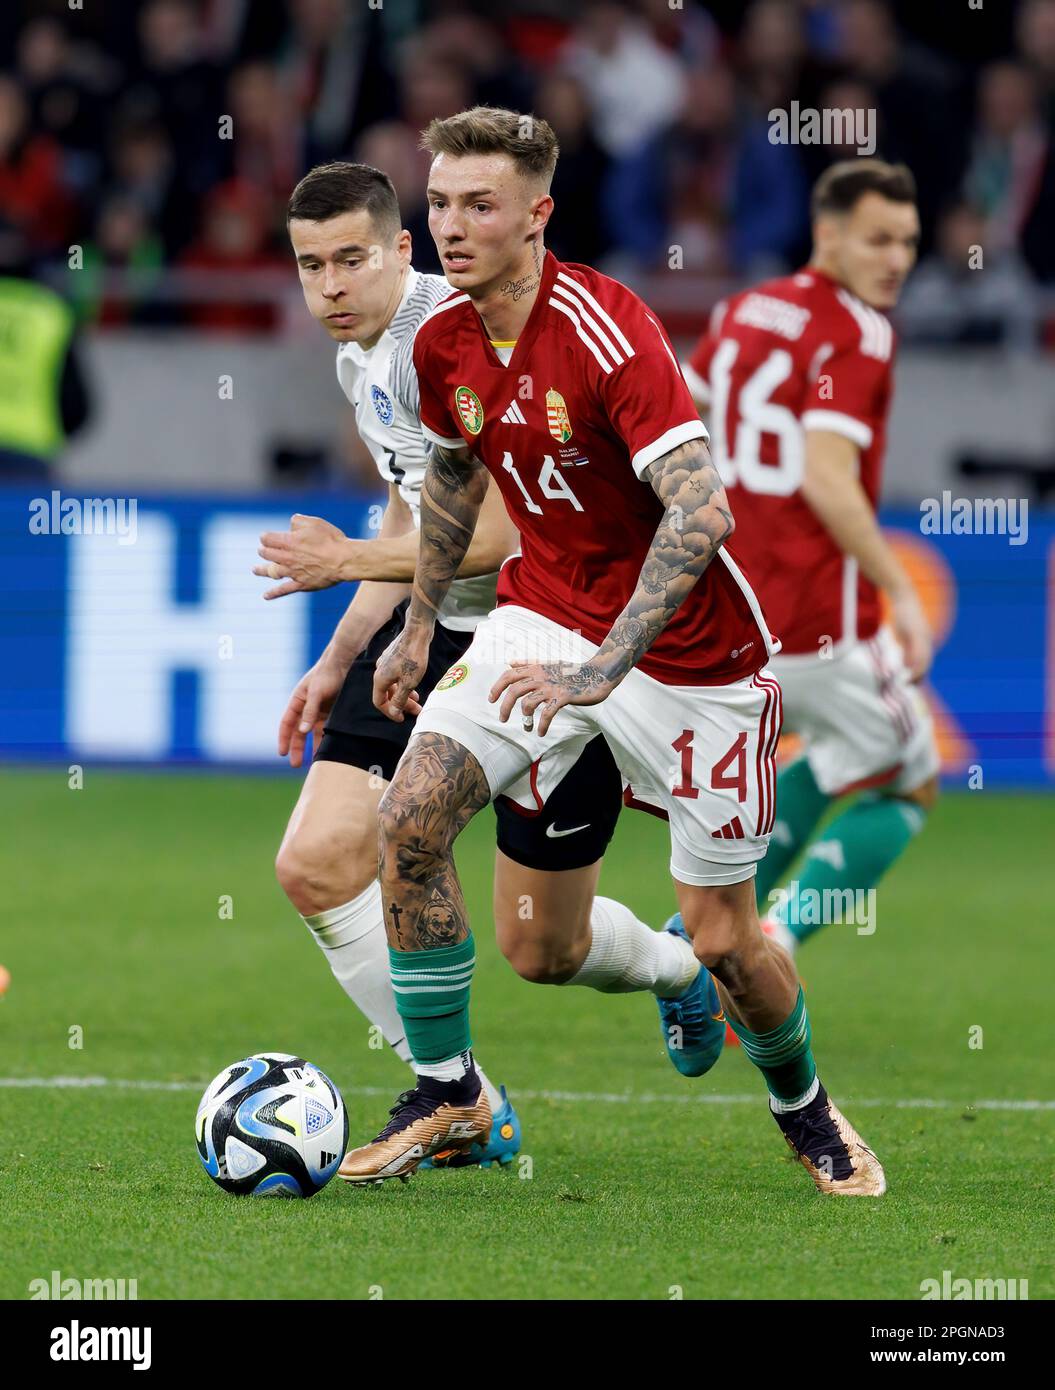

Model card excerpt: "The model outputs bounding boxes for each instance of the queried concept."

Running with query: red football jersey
[685,267,895,654]
[412,251,774,686]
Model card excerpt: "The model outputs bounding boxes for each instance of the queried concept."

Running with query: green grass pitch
[2,768,1052,1300]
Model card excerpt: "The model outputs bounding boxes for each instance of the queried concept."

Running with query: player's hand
[489,660,620,738]
[890,589,932,682]
[254,514,355,598]
[278,651,348,768]
[372,628,429,722]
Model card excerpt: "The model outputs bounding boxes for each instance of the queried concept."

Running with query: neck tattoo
[499,272,539,302]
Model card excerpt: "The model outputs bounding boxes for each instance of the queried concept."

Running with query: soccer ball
[194,1052,348,1197]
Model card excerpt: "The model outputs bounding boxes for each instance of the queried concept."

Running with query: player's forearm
[802,435,914,598]
[592,439,734,681]
[335,520,509,583]
[405,444,491,630]
[327,580,411,665]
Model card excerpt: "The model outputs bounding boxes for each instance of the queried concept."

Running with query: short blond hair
[420,106,559,188]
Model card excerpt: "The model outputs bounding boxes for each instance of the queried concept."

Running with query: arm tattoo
[410,442,490,623]
[591,439,734,680]
[378,733,491,951]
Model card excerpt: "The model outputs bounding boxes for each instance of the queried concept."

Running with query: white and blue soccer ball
[195,1053,347,1197]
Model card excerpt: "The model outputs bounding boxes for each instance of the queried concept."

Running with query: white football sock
[475,1067,503,1113]
[304,885,502,1112]
[304,883,412,1063]
[415,1051,473,1084]
[561,896,698,997]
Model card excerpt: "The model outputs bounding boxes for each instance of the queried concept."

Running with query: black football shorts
[314,601,623,871]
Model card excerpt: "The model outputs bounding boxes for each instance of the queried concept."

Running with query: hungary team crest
[546,388,572,443]
[454,386,484,435]
[436,662,469,691]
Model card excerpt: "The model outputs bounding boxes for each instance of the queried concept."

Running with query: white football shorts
[405,605,782,887]
[769,625,939,796]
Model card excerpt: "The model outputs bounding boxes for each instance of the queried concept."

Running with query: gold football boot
[773,1083,887,1196]
[339,1083,493,1185]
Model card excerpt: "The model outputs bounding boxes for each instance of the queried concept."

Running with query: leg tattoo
[378,733,491,952]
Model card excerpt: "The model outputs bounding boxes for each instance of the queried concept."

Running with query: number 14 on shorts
[672,730,748,801]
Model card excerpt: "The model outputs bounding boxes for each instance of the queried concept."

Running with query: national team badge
[546,388,572,443]
[436,662,469,691]
[371,385,394,425]
[454,386,484,435]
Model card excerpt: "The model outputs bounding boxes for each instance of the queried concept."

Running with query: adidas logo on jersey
[501,399,527,424]
[711,816,746,840]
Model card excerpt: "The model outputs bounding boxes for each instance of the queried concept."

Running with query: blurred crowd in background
[2,0,1055,345]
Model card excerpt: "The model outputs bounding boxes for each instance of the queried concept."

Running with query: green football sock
[773,794,928,945]
[754,758,831,910]
[388,936,475,1065]
[728,986,816,1103]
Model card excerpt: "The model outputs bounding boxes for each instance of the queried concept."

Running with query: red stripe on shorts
[752,673,783,835]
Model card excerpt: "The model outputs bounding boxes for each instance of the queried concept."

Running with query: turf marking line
[2,1076,1053,1112]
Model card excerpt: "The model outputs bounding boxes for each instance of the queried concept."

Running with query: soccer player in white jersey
[260,162,722,1169]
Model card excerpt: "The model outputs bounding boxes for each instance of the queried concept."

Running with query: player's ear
[812,213,838,256]
[530,193,554,237]
[396,228,412,263]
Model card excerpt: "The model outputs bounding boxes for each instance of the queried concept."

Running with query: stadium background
[2,0,1051,783]
[2,0,1053,1307]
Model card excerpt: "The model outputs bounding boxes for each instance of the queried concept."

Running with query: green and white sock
[389,935,475,1078]
[728,986,817,1106]
[772,794,928,945]
[755,758,831,908]
[308,894,501,1108]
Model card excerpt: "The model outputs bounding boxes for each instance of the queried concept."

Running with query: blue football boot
[419,1085,521,1169]
[656,914,726,1077]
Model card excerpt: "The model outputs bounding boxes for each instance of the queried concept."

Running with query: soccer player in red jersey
[683,161,939,959]
[340,108,884,1195]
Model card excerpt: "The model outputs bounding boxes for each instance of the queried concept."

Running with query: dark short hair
[811,159,917,220]
[287,161,401,238]
[421,106,559,188]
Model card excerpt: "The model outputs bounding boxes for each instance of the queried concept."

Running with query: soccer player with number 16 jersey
[341,107,885,1195]
[684,160,939,960]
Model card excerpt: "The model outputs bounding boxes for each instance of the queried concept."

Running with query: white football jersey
[335,268,499,631]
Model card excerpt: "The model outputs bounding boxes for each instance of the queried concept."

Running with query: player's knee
[691,931,743,974]
[500,934,580,985]
[683,886,760,972]
[275,827,375,915]
[376,785,447,887]
[898,774,939,814]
